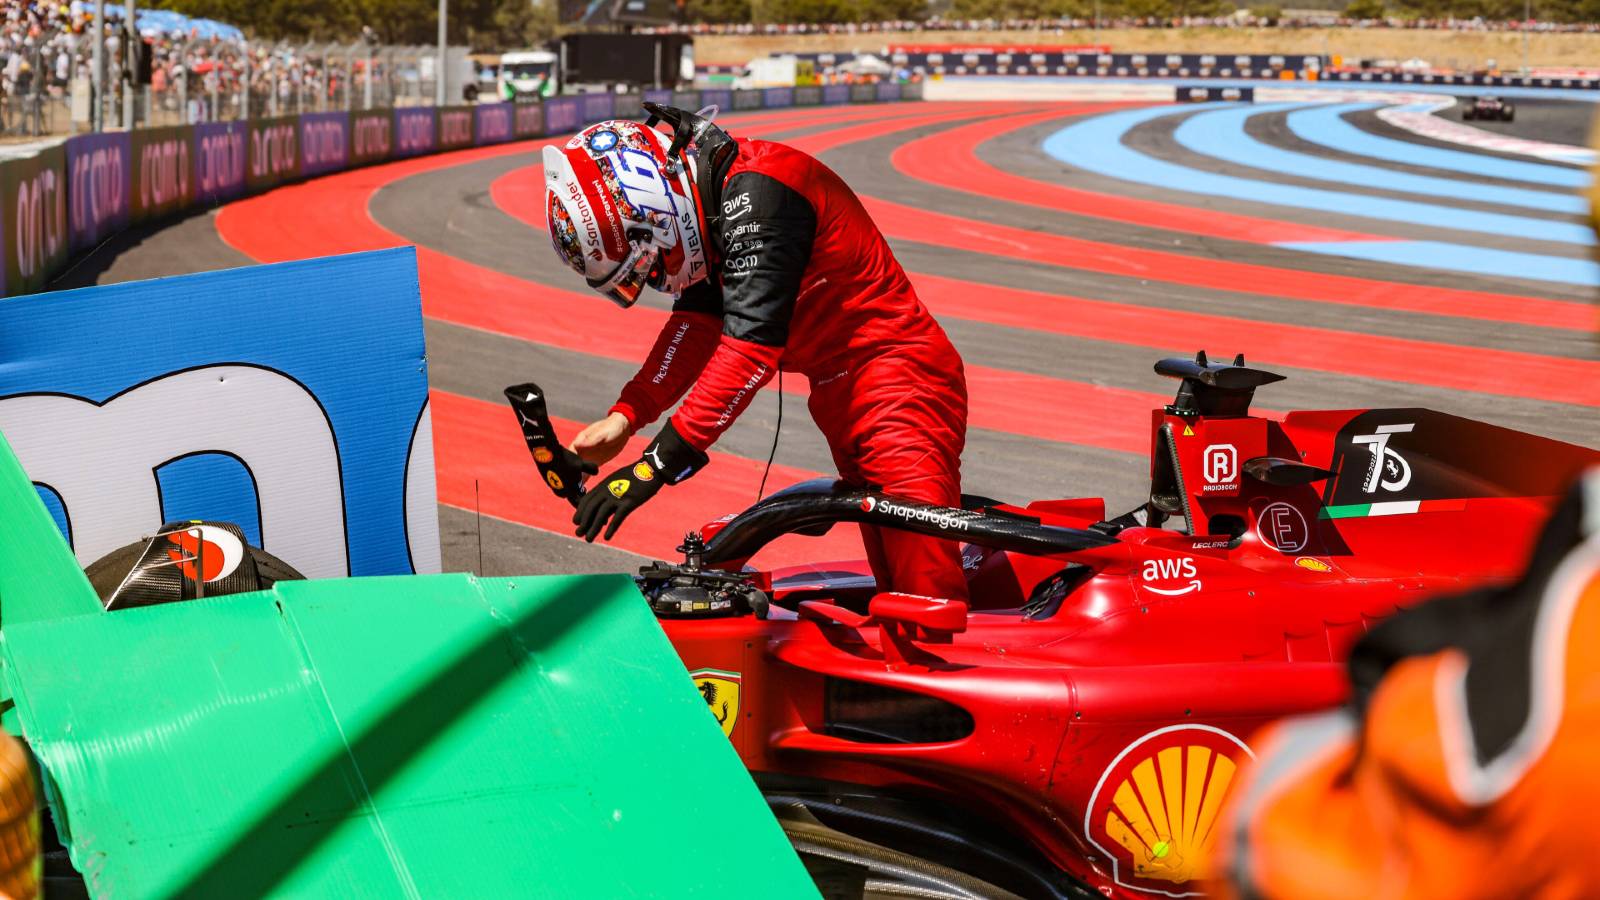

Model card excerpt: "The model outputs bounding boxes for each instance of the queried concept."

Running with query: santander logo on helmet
[543,119,709,308]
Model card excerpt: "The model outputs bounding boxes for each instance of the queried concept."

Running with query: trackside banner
[65,131,130,254]
[349,110,393,166]
[438,105,474,151]
[394,106,436,158]
[475,102,513,145]
[0,247,440,578]
[513,100,543,139]
[247,116,299,192]
[543,96,581,135]
[0,87,923,297]
[300,111,350,177]
[194,121,247,204]
[2,144,65,295]
[130,125,192,224]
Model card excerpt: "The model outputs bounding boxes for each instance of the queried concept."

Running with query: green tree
[1344,0,1386,17]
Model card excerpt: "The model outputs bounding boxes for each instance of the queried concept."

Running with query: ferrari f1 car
[514,352,1598,899]
[1462,94,1515,122]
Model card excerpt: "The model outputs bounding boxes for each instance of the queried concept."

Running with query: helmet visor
[586,240,658,309]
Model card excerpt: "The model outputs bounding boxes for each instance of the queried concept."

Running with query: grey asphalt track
[59,97,1600,577]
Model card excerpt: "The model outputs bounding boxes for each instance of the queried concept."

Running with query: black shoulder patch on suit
[713,171,816,348]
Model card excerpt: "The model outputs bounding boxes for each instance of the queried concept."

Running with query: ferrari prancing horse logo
[690,668,740,738]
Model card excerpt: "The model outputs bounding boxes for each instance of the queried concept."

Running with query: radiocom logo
[0,247,440,578]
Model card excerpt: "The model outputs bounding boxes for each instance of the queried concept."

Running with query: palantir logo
[1351,423,1414,494]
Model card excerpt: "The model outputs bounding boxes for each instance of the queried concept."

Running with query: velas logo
[166,524,245,583]
[1084,725,1254,897]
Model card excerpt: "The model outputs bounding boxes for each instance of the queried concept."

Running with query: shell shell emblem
[1084,725,1254,897]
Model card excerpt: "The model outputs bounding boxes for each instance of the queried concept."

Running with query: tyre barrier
[1177,85,1256,103]
[0,82,925,299]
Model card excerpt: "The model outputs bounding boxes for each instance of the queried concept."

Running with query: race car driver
[541,105,969,601]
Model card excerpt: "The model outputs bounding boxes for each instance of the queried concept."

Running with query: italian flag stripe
[1320,499,1467,519]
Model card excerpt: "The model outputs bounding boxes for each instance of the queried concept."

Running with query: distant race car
[514,353,1597,898]
[1463,94,1515,122]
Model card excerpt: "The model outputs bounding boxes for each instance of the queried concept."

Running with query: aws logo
[1084,725,1254,897]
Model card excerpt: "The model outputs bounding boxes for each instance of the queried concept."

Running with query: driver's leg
[810,351,969,601]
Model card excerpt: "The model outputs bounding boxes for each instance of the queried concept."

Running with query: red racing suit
[607,134,970,600]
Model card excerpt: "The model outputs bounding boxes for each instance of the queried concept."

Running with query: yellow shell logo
[690,668,740,738]
[633,461,656,482]
[533,447,554,463]
[608,478,630,498]
[1085,725,1253,896]
[1294,557,1332,573]
[544,470,564,491]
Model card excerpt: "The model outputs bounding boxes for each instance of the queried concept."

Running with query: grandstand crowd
[647,14,1600,34]
[0,2,366,132]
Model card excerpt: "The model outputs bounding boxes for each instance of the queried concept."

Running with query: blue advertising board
[193,121,247,203]
[544,96,581,135]
[299,111,350,177]
[699,89,732,112]
[475,102,514,145]
[394,106,437,158]
[65,132,130,254]
[822,84,850,104]
[0,247,440,578]
[763,87,794,108]
[580,93,615,123]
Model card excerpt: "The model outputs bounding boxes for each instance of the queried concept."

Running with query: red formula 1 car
[514,354,1598,899]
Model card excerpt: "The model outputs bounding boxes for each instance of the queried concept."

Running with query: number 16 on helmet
[543,120,710,307]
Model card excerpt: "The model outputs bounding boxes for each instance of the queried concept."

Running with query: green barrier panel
[0,430,816,898]
[1,143,66,296]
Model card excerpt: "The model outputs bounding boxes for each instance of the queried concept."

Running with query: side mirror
[870,593,968,666]
[869,592,968,635]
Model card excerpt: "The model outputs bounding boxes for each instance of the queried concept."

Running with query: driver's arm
[572,172,815,542]
[608,282,722,433]
[666,171,816,453]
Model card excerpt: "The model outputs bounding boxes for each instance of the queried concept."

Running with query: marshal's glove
[574,421,708,542]
[505,383,597,508]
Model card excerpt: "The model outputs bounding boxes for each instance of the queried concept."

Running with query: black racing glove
[574,421,708,542]
[504,383,597,508]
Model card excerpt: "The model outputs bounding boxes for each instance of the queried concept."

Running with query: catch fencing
[1,81,924,297]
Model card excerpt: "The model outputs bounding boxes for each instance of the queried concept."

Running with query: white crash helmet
[543,119,710,307]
